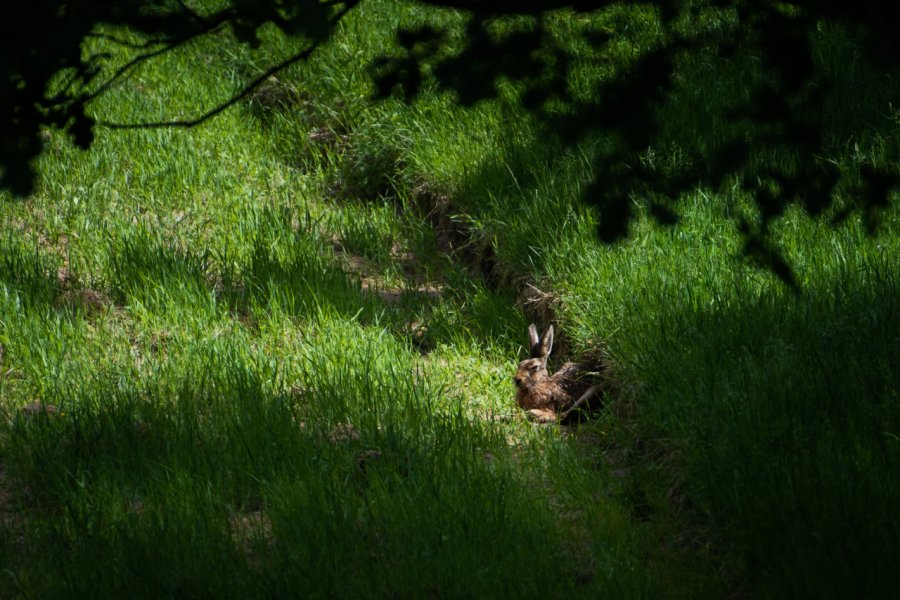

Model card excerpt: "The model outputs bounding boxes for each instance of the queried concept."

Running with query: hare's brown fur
[514,324,603,421]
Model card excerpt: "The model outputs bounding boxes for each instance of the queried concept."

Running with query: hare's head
[514,324,554,390]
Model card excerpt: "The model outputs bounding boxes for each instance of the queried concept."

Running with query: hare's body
[514,325,602,422]
[515,362,590,412]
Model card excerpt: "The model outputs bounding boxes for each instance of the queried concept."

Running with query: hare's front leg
[526,408,557,423]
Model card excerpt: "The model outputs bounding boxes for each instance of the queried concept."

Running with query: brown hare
[514,324,603,423]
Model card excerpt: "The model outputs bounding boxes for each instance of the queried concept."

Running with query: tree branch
[97,4,356,130]
[83,18,232,105]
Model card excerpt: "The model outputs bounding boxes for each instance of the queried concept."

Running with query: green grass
[2,0,899,598]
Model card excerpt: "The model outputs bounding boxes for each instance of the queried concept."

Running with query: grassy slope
[1,0,898,598]
[0,3,707,598]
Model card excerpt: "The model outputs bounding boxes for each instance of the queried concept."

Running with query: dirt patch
[231,510,272,541]
[230,510,274,571]
[333,236,445,306]
[54,266,113,315]
[249,77,302,114]
[18,401,59,417]
[518,281,560,331]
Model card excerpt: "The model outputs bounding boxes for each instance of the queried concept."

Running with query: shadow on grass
[626,264,900,598]
[0,338,591,598]
[0,233,64,310]
[106,226,213,308]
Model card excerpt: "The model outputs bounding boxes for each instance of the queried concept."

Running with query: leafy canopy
[3,1,899,284]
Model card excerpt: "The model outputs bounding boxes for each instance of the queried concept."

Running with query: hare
[514,324,603,423]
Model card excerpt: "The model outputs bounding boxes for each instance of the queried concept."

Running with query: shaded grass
[1,320,659,598]
[0,233,61,310]
[637,270,900,598]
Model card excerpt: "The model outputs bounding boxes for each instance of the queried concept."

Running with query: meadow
[0,1,898,597]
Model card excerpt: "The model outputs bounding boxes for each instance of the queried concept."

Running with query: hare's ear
[528,324,540,355]
[537,325,554,360]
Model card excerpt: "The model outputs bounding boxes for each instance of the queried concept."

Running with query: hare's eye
[528,364,539,372]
